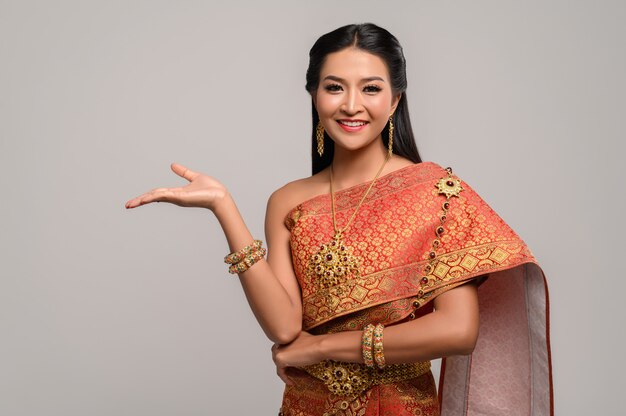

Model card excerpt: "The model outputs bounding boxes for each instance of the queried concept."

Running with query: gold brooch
[436,167,463,199]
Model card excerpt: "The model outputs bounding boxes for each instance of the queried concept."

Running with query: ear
[311,92,318,110]
[390,93,402,115]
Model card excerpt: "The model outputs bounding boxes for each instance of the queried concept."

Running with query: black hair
[306,23,422,175]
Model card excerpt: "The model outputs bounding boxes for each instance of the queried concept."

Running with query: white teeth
[339,120,366,127]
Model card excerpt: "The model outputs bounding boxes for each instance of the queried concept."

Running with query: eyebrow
[323,75,386,83]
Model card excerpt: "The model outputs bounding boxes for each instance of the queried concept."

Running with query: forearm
[318,309,477,364]
[214,193,301,344]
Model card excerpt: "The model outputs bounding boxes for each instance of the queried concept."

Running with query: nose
[341,88,363,115]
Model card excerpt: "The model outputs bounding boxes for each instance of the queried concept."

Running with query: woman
[126,23,553,416]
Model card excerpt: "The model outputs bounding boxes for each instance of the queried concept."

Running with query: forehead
[320,48,390,81]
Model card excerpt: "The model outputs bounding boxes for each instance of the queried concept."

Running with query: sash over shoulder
[284,161,554,415]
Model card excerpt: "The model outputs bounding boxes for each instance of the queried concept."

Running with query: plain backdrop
[1,1,624,414]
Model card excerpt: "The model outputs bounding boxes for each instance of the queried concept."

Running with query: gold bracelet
[224,240,263,265]
[228,247,266,274]
[361,324,375,368]
[373,323,386,369]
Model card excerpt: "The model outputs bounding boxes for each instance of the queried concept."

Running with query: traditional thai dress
[278,162,553,416]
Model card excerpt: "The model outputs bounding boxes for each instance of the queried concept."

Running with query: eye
[324,83,343,92]
[363,84,382,93]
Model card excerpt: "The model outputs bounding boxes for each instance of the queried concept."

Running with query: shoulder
[266,169,329,218]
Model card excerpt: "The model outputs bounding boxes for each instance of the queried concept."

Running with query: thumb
[170,163,197,182]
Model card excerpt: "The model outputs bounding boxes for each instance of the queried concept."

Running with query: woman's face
[314,47,400,154]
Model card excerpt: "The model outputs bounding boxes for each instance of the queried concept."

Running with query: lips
[337,119,368,132]
[338,119,367,127]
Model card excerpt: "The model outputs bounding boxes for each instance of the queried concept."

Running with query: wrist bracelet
[228,247,266,274]
[373,323,386,369]
[361,324,375,368]
[224,240,263,265]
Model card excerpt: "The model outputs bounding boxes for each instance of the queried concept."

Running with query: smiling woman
[125,23,553,416]
[314,49,400,154]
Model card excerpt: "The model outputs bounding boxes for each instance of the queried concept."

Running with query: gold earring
[387,115,394,157]
[316,121,324,157]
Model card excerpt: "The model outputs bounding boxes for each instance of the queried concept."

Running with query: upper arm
[432,279,480,353]
[264,185,303,317]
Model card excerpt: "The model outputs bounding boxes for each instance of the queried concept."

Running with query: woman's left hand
[271,331,324,385]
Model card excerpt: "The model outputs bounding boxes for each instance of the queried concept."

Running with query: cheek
[316,94,342,117]
[366,95,393,117]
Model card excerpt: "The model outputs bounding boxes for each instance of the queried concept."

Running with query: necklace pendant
[309,233,361,289]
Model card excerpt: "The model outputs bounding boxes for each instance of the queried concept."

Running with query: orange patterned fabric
[279,162,553,416]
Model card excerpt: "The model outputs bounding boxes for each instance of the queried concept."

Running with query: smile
[338,120,367,127]
[337,119,368,132]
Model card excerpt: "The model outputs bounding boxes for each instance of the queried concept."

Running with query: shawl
[284,161,553,415]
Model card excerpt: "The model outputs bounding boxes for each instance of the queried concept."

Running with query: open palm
[125,163,228,211]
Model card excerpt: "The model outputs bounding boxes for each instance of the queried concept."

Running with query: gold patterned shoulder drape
[279,162,553,416]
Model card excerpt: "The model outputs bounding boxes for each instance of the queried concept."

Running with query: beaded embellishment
[420,167,464,289]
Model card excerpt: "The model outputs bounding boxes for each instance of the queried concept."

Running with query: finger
[125,189,177,208]
[141,189,178,205]
[125,195,151,209]
[171,163,199,182]
[271,344,280,361]
[126,184,189,207]
[276,366,294,386]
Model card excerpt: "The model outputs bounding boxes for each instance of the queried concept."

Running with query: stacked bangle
[228,247,266,274]
[373,323,386,369]
[224,240,263,265]
[225,240,266,274]
[361,324,375,368]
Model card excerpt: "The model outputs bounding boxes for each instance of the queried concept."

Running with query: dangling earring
[316,121,325,157]
[387,115,394,157]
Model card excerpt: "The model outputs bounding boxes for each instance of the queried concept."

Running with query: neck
[330,136,390,191]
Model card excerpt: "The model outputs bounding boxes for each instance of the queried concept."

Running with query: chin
[329,133,373,150]
[333,141,377,153]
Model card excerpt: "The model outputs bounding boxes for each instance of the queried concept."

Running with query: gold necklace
[309,154,391,289]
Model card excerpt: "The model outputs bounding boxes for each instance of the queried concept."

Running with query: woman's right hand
[124,162,229,212]
[125,162,304,347]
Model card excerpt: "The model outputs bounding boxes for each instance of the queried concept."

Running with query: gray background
[1,0,624,414]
